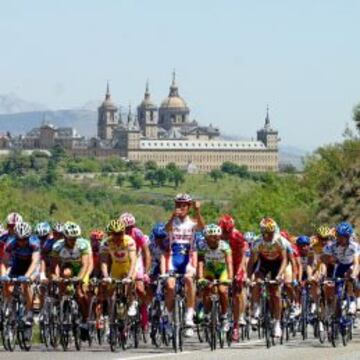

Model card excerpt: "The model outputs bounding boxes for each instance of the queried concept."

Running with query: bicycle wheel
[60,299,70,351]
[3,301,17,352]
[178,299,184,352]
[330,320,340,348]
[172,298,179,352]
[87,296,97,347]
[39,302,50,347]
[49,300,60,348]
[210,300,217,351]
[109,323,120,352]
[18,325,33,352]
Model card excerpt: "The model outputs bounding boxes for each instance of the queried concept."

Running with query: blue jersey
[6,236,40,267]
[41,237,57,269]
[323,240,359,265]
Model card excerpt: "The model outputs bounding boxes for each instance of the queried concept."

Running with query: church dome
[99,82,118,111]
[139,81,157,108]
[160,71,189,110]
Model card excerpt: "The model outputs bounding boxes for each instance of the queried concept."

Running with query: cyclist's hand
[72,276,81,283]
[292,279,299,287]
[103,276,112,283]
[0,275,10,282]
[143,274,150,284]
[275,275,282,283]
[198,278,208,287]
[222,279,231,286]
[18,275,29,283]
[40,272,47,283]
[123,277,132,284]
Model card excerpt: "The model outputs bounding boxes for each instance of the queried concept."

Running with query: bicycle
[58,278,83,351]
[324,278,355,347]
[87,277,108,347]
[1,278,33,352]
[149,276,170,348]
[199,279,232,351]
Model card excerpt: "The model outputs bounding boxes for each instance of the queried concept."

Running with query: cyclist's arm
[101,253,110,278]
[25,251,40,279]
[198,259,204,279]
[128,249,137,280]
[78,253,91,280]
[85,253,94,279]
[191,250,198,271]
[247,251,258,278]
[294,255,302,281]
[142,243,151,274]
[351,254,359,278]
[226,252,233,280]
[165,212,177,233]
[277,249,288,278]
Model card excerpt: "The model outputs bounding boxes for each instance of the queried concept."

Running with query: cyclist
[89,229,105,278]
[247,217,287,338]
[4,221,40,325]
[52,221,93,331]
[100,219,137,312]
[218,214,249,341]
[119,212,151,328]
[323,222,359,315]
[0,223,6,276]
[52,222,64,241]
[163,193,205,337]
[198,224,233,332]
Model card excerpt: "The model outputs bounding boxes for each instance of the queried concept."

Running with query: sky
[0,0,359,150]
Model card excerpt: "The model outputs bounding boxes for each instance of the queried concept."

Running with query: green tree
[116,174,126,187]
[353,103,360,133]
[209,169,223,182]
[145,170,156,186]
[128,172,144,189]
[51,144,67,164]
[153,168,168,187]
[169,168,185,188]
[145,160,158,171]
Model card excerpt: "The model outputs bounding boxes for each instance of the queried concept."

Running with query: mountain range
[0,94,307,168]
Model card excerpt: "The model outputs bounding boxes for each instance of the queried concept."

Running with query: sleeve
[127,237,136,252]
[222,241,232,256]
[99,240,109,255]
[5,239,15,254]
[31,237,40,252]
[51,241,61,258]
[134,229,147,248]
[323,243,333,256]
[79,239,91,255]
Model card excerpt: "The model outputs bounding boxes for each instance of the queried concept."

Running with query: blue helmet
[35,221,51,237]
[335,222,353,239]
[151,222,168,239]
[296,235,310,246]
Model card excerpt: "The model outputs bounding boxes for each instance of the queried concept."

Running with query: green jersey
[52,238,91,275]
[200,240,231,276]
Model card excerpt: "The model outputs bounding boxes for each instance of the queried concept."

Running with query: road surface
[2,328,360,360]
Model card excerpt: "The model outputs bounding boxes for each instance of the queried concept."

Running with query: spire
[144,79,150,100]
[105,81,111,100]
[169,69,179,97]
[265,105,270,128]
[127,103,132,125]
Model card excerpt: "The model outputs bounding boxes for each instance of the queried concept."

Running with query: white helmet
[15,222,32,239]
[63,221,81,238]
[204,224,222,237]
[119,213,136,227]
[6,212,23,226]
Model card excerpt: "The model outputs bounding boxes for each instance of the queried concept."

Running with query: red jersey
[228,229,248,271]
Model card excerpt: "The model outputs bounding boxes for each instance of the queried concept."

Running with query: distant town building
[0,72,279,172]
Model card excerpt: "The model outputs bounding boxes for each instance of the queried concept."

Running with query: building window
[150,111,154,121]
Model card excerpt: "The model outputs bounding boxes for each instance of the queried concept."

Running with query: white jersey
[169,216,197,254]
[323,240,359,265]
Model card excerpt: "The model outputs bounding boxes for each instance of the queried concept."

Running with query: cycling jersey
[168,216,197,274]
[41,237,57,273]
[0,232,16,266]
[100,235,136,278]
[310,236,330,258]
[149,234,168,277]
[52,238,91,276]
[323,240,359,265]
[6,236,40,276]
[252,233,287,261]
[199,240,231,280]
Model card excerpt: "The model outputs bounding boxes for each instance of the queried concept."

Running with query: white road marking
[116,351,192,360]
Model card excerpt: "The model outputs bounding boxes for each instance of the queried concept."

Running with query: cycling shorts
[256,257,282,280]
[9,261,31,277]
[204,268,229,283]
[169,253,195,276]
[333,263,352,278]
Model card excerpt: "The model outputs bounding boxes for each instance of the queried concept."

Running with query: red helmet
[280,230,290,241]
[90,230,105,242]
[218,215,235,232]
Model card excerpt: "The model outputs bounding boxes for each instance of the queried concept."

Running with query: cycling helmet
[260,217,277,234]
[204,224,222,237]
[119,213,136,227]
[35,222,51,237]
[280,230,290,241]
[15,222,32,239]
[174,193,192,203]
[151,222,168,239]
[296,235,311,246]
[52,222,64,234]
[6,212,23,226]
[90,229,105,242]
[218,215,235,232]
[63,221,81,238]
[244,232,257,243]
[335,222,353,239]
[107,219,126,234]
[316,225,331,239]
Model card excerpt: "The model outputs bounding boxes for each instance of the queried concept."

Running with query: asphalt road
[2,327,360,360]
